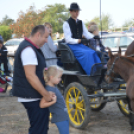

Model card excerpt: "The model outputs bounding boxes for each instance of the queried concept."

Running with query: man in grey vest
[12,25,54,134]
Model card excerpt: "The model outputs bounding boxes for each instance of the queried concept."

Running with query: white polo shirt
[18,47,41,102]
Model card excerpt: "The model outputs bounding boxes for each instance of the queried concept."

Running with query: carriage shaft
[88,91,126,98]
[90,96,126,104]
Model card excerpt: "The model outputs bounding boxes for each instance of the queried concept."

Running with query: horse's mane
[125,40,134,56]
[120,56,134,65]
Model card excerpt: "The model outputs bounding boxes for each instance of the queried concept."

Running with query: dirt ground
[0,88,131,134]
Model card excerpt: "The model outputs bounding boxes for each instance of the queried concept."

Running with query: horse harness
[107,56,119,77]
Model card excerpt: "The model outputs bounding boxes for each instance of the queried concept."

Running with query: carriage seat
[58,40,86,74]
[58,41,76,63]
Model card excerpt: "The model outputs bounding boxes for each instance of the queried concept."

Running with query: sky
[0,0,134,27]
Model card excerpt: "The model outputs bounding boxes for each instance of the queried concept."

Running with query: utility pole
[100,0,102,38]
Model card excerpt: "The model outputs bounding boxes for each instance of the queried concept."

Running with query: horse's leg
[127,95,134,132]
[130,100,134,131]
[126,96,133,125]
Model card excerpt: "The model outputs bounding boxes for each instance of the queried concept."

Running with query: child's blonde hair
[88,22,97,28]
[88,25,99,33]
[43,65,63,83]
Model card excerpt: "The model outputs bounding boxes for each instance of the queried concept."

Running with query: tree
[10,4,69,37]
[122,19,134,27]
[0,25,12,41]
[10,6,44,37]
[85,13,114,31]
[1,15,14,26]
[41,4,69,33]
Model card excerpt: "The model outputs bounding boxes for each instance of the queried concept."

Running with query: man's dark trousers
[22,100,49,134]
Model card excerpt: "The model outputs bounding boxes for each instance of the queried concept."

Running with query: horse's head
[105,47,121,83]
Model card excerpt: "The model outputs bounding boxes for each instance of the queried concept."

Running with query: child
[40,65,69,134]
[89,24,109,63]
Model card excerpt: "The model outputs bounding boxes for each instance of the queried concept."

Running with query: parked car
[99,31,109,36]
[4,38,24,56]
[101,32,134,54]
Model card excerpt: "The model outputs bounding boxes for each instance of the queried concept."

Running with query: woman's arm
[63,21,79,44]
[40,97,56,108]
[47,36,57,52]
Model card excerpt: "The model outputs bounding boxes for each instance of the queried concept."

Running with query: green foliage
[1,15,14,26]
[122,19,133,27]
[0,25,12,41]
[11,4,69,37]
[11,5,45,37]
[85,13,114,31]
[42,4,70,33]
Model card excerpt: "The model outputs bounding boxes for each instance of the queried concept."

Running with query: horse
[105,47,134,133]
[125,41,134,56]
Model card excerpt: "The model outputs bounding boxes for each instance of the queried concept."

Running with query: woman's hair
[43,65,63,83]
[44,22,52,37]
[88,25,99,33]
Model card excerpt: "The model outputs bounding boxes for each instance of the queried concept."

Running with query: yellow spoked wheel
[64,82,90,129]
[49,113,52,120]
[90,89,107,111]
[118,84,129,117]
[57,80,64,90]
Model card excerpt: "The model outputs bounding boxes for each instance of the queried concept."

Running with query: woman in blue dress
[63,3,101,75]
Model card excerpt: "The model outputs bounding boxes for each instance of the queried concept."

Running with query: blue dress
[68,43,101,75]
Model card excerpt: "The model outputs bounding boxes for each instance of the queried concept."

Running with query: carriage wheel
[57,80,64,90]
[90,89,107,111]
[118,84,129,117]
[64,82,90,129]
[118,99,129,117]
[49,113,52,121]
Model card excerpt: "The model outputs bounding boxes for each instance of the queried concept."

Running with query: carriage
[0,39,129,129]
[57,40,129,129]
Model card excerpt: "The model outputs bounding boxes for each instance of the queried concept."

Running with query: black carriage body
[58,41,125,91]
[58,41,107,90]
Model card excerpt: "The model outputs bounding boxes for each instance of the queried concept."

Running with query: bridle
[106,56,119,77]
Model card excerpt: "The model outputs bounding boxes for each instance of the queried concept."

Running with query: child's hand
[49,91,55,100]
[52,95,57,103]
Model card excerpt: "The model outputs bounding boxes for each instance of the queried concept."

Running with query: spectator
[56,32,60,39]
[89,25,108,62]
[12,25,54,134]
[40,22,58,67]
[0,40,9,75]
[0,34,4,42]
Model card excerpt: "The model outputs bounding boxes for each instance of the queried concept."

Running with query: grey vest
[12,39,46,98]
